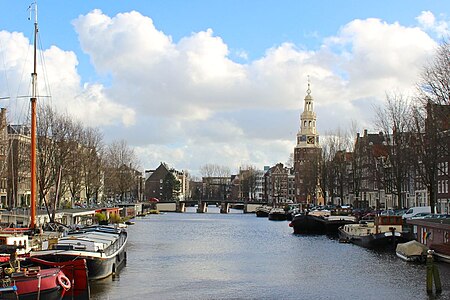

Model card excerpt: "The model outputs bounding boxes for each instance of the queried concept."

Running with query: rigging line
[37,33,53,103]
[0,38,12,102]
[12,29,34,125]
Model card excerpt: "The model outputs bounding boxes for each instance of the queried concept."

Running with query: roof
[407,218,450,230]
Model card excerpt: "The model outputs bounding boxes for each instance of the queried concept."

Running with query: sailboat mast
[30,2,38,229]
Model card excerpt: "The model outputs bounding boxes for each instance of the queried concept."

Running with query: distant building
[6,124,31,209]
[351,130,390,209]
[431,104,450,213]
[264,163,290,206]
[144,162,185,201]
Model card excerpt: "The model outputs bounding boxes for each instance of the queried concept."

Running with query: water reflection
[90,210,450,300]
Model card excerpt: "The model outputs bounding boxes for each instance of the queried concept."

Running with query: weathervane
[306,75,311,95]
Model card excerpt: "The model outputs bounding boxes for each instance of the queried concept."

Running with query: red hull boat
[30,257,90,300]
[0,263,69,300]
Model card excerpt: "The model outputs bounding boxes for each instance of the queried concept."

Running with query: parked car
[409,212,432,219]
[394,209,408,216]
[380,209,395,216]
[402,206,432,219]
[423,214,450,219]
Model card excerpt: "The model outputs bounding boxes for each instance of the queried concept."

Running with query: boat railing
[103,232,127,257]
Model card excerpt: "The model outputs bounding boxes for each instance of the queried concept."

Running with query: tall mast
[30,1,38,229]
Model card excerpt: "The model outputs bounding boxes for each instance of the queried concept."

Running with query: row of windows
[438,162,449,176]
[303,120,316,128]
[438,180,449,194]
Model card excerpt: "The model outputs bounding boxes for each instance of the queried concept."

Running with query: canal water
[90,206,450,300]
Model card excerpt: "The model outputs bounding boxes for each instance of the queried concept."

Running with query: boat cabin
[44,231,119,254]
[342,216,403,236]
[406,218,450,247]
[0,233,30,255]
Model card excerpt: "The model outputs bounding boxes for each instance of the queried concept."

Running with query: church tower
[296,81,319,148]
[294,80,322,204]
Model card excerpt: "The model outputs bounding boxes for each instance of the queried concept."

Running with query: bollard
[433,256,442,294]
[426,251,433,294]
[426,250,442,295]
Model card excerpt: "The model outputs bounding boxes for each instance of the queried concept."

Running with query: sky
[0,1,449,176]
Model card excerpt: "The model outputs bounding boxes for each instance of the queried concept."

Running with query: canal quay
[90,206,450,300]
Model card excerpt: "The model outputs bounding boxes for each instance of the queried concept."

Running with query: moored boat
[30,225,128,280]
[255,206,272,218]
[289,212,324,233]
[0,245,71,300]
[286,204,300,221]
[324,215,357,233]
[289,210,356,234]
[396,240,428,262]
[338,216,412,249]
[28,257,90,300]
[268,208,287,221]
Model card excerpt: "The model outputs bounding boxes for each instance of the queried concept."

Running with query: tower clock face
[307,136,315,144]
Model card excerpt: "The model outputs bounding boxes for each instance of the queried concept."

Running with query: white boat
[30,225,127,280]
[268,208,287,221]
[255,206,272,217]
[396,240,428,262]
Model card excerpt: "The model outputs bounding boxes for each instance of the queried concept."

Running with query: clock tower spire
[296,79,319,148]
[294,78,322,204]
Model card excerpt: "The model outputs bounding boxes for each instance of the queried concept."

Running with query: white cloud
[0,27,135,128]
[0,10,442,176]
[416,11,449,38]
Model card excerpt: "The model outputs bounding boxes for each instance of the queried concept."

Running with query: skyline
[0,1,449,176]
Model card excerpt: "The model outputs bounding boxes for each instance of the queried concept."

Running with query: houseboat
[406,218,450,263]
[30,225,128,280]
[338,216,412,249]
[289,210,356,234]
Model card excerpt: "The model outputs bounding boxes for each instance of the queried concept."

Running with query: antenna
[27,1,37,23]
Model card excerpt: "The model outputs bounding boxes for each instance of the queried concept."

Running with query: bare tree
[199,164,230,200]
[36,105,58,211]
[412,40,450,212]
[239,165,260,202]
[374,92,414,208]
[418,40,450,107]
[81,127,103,206]
[321,128,351,205]
[63,119,84,207]
[285,153,294,169]
[103,140,138,202]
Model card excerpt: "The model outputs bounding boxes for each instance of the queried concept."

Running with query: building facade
[144,162,185,201]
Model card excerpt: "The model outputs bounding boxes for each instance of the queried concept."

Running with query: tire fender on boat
[58,274,71,291]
